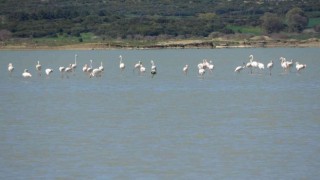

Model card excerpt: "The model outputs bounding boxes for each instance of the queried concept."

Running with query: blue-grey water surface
[1,48,320,179]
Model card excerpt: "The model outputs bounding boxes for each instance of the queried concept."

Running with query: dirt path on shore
[0,38,319,50]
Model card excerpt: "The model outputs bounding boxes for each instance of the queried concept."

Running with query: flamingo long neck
[249,55,253,62]
[75,55,77,64]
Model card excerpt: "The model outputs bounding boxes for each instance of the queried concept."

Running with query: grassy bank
[1,32,319,50]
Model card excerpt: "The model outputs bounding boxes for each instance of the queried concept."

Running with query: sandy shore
[0,38,319,50]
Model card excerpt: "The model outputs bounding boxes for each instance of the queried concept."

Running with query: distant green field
[308,17,320,28]
[226,25,263,35]
[80,33,97,41]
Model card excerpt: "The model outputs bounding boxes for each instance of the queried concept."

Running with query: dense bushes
[0,0,319,40]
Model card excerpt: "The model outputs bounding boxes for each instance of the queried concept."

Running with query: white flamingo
[267,60,273,75]
[99,61,104,71]
[280,57,289,73]
[296,62,306,72]
[140,64,146,74]
[87,60,93,74]
[45,68,53,76]
[90,68,102,78]
[134,61,141,72]
[199,68,205,78]
[64,64,72,78]
[249,55,258,74]
[119,55,125,71]
[208,60,214,72]
[202,59,209,69]
[71,54,77,71]
[183,64,189,75]
[36,60,42,76]
[22,69,32,78]
[59,66,65,78]
[197,61,204,69]
[65,64,72,72]
[82,64,88,72]
[8,63,14,75]
[198,59,209,70]
[197,59,207,78]
[287,59,293,72]
[257,62,265,74]
[234,63,245,73]
[150,60,157,78]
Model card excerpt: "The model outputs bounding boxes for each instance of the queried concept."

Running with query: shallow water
[1,48,320,179]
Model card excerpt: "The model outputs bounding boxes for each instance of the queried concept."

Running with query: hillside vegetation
[0,0,320,47]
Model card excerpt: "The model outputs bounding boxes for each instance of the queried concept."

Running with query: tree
[286,7,308,32]
[197,13,217,21]
[314,25,320,32]
[261,12,284,34]
[0,29,12,41]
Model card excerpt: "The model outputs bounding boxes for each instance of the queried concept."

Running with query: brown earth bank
[0,37,319,50]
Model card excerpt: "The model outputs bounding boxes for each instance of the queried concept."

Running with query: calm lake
[1,48,320,179]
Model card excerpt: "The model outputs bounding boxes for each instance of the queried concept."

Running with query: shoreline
[0,38,319,50]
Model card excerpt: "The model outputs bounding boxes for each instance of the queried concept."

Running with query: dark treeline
[0,0,320,40]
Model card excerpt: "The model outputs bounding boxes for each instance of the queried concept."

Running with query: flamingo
[71,54,77,71]
[119,55,125,71]
[45,68,53,76]
[140,63,146,74]
[134,61,141,72]
[150,60,157,78]
[8,63,14,75]
[183,64,189,75]
[36,60,42,76]
[197,59,209,71]
[198,68,205,78]
[267,60,273,75]
[90,68,102,78]
[99,62,104,72]
[82,64,88,72]
[65,64,72,72]
[22,69,32,78]
[287,59,293,72]
[202,59,209,69]
[198,63,204,69]
[59,66,65,78]
[64,64,72,78]
[208,60,214,72]
[257,62,265,73]
[86,60,93,74]
[296,62,306,72]
[234,63,245,73]
[198,59,207,78]
[280,57,289,73]
[249,55,258,74]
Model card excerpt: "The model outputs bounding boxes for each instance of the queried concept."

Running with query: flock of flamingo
[7,54,158,79]
[232,54,306,75]
[6,54,306,79]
